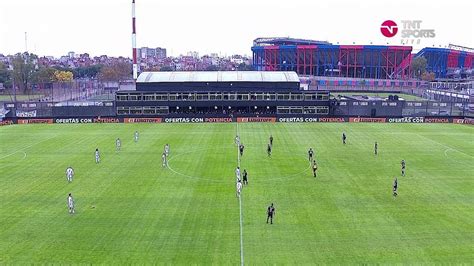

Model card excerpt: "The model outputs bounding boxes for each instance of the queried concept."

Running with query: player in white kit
[66,166,74,183]
[116,138,121,151]
[95,148,100,164]
[67,193,75,214]
[235,167,241,181]
[134,131,139,142]
[236,180,242,197]
[165,144,170,157]
[162,152,167,167]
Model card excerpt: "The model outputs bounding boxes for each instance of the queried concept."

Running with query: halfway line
[236,123,244,266]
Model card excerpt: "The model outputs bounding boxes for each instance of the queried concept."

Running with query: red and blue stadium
[252,38,474,79]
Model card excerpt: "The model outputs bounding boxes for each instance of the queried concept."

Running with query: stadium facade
[115,71,331,117]
[2,70,472,124]
[252,38,474,79]
[416,46,474,78]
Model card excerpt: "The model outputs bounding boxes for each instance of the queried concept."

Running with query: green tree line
[0,53,132,93]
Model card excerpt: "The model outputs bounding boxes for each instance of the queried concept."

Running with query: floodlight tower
[132,0,138,80]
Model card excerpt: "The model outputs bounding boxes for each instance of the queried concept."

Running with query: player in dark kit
[393,177,398,197]
[266,203,275,224]
[239,144,244,157]
[312,160,318,177]
[269,135,273,146]
[401,160,406,176]
[267,143,272,157]
[342,132,346,144]
[374,142,378,155]
[242,169,248,185]
[308,148,314,162]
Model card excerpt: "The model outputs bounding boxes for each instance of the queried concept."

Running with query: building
[155,48,167,59]
[138,47,167,60]
[186,51,199,58]
[115,71,330,117]
[252,37,474,80]
[416,46,474,79]
[252,37,412,79]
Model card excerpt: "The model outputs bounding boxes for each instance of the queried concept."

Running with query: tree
[421,71,435,81]
[411,56,427,79]
[31,67,56,90]
[0,62,11,88]
[53,70,74,82]
[33,67,56,83]
[237,63,254,71]
[98,61,132,82]
[205,65,219,71]
[11,52,38,93]
[159,66,174,72]
[73,65,102,79]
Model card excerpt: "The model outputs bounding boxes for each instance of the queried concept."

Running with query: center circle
[166,146,311,183]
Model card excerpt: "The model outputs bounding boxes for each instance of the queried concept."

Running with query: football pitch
[0,123,473,264]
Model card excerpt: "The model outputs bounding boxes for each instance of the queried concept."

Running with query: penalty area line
[0,135,57,160]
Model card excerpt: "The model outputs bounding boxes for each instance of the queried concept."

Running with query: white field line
[237,123,244,266]
[412,132,474,159]
[0,135,57,160]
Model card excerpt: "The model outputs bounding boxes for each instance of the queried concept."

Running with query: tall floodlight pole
[132,0,138,80]
[9,64,16,103]
[25,32,28,52]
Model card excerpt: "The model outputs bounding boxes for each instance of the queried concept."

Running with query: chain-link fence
[332,100,473,117]
[0,79,116,104]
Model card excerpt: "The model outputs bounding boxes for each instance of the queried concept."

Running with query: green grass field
[0,94,44,102]
[0,123,473,264]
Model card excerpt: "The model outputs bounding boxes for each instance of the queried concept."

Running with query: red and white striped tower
[132,0,138,80]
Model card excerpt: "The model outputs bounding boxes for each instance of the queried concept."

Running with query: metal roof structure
[253,37,331,46]
[137,71,300,83]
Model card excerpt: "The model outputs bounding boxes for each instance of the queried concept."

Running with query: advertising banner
[162,117,234,123]
[93,117,121,123]
[349,117,386,123]
[163,117,204,123]
[124,118,162,123]
[18,119,53,124]
[388,117,424,123]
[423,117,451,123]
[463,118,474,125]
[203,117,233,123]
[9,116,472,125]
[237,117,277,123]
[55,118,94,124]
[317,117,346,123]
[0,120,14,126]
[16,110,37,117]
[278,117,346,123]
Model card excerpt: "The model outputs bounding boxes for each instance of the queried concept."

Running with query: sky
[0,0,473,58]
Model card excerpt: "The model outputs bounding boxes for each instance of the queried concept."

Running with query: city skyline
[0,48,247,59]
[0,0,473,58]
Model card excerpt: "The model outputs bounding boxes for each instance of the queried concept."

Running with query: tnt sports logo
[400,20,436,44]
[380,20,398,38]
[380,20,436,44]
